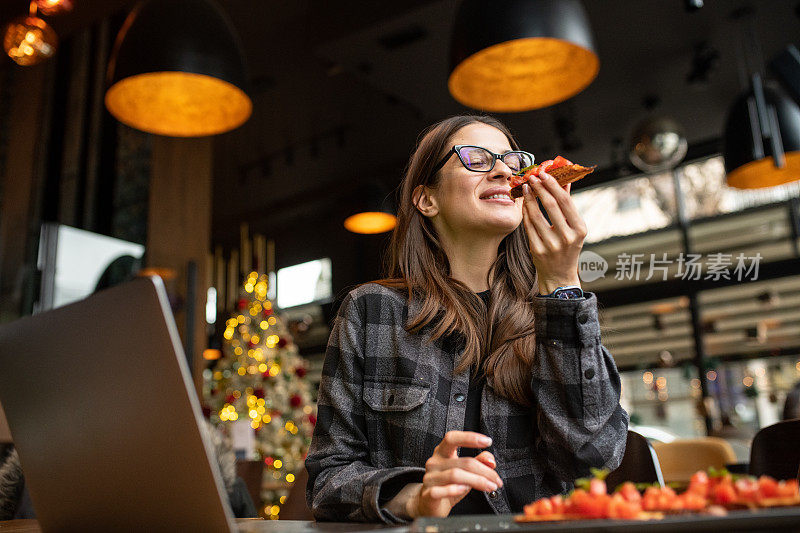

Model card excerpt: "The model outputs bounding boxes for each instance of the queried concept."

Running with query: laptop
[0,276,237,532]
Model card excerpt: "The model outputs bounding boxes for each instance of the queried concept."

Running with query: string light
[35,0,73,15]
[204,271,315,517]
[3,13,57,66]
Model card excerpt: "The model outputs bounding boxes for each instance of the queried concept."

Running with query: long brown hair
[376,115,538,406]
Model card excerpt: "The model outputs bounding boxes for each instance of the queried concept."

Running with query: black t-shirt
[450,289,495,515]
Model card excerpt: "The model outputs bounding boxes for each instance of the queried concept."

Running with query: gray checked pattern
[305,283,628,523]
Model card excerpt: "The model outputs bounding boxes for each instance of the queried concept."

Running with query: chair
[749,419,800,481]
[236,459,264,509]
[606,430,665,490]
[652,437,736,483]
[279,466,313,520]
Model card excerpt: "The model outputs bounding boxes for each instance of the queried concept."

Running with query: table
[0,519,407,533]
[4,508,800,532]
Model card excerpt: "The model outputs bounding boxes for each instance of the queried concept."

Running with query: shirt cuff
[365,467,425,524]
[533,292,600,347]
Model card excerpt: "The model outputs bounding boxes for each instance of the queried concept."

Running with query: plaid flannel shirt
[305,283,628,523]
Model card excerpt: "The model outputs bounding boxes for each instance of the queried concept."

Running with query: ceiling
[209,0,800,244]
[2,0,799,264]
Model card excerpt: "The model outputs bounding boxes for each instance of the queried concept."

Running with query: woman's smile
[479,187,515,205]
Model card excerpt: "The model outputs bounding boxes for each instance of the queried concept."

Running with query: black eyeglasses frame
[431,145,534,175]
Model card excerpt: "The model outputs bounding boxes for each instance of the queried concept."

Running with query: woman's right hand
[409,430,503,518]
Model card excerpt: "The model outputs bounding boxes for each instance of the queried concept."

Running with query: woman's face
[424,123,524,238]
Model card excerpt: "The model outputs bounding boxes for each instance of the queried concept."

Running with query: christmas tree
[203,271,316,519]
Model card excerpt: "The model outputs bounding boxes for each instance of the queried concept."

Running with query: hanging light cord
[732,6,786,169]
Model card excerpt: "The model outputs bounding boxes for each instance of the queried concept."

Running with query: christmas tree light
[204,272,316,519]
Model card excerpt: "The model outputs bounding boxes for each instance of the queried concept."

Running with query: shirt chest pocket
[362,380,430,465]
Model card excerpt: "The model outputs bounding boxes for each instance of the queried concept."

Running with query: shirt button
[489,490,498,499]
[454,393,465,402]
[584,368,595,380]
[578,314,589,324]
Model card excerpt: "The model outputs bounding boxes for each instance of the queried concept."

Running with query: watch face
[555,288,583,299]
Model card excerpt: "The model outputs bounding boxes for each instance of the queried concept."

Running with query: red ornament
[308,414,317,425]
[225,395,236,404]
[264,456,274,466]
[248,339,256,348]
[262,372,270,379]
[238,298,248,310]
[290,394,302,408]
[295,366,307,378]
[277,338,288,348]
[263,308,273,317]
[254,388,265,399]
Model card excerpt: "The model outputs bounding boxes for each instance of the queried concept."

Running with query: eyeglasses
[431,145,534,174]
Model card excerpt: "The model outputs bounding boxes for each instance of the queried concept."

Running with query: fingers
[423,466,500,493]
[529,173,569,233]
[475,450,496,469]
[426,484,471,499]
[434,431,492,458]
[436,457,502,487]
[537,172,585,235]
[523,185,558,253]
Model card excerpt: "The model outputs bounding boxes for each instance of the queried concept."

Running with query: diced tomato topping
[549,155,572,170]
[677,491,708,511]
[536,498,554,515]
[618,482,642,503]
[735,478,759,502]
[549,494,565,514]
[711,481,737,505]
[688,471,710,497]
[607,493,642,519]
[589,478,607,497]
[535,159,554,176]
[757,476,780,499]
[568,489,607,518]
[777,479,799,498]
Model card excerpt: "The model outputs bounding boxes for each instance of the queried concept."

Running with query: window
[37,223,145,311]
[572,172,676,244]
[276,258,332,309]
[679,156,800,219]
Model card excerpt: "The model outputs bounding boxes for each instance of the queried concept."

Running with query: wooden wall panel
[147,136,212,392]
[0,65,51,322]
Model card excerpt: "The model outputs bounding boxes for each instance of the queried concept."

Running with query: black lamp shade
[448,0,598,112]
[105,0,252,137]
[723,83,800,188]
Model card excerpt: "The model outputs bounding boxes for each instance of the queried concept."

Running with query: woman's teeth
[484,194,511,200]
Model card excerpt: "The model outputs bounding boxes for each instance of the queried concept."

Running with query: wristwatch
[539,285,585,299]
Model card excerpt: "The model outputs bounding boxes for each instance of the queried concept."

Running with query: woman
[305,115,628,523]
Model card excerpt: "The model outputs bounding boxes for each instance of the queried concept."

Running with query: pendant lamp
[723,77,800,189]
[105,0,252,137]
[344,186,396,234]
[448,0,599,112]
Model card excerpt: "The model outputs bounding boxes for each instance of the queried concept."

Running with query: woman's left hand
[522,171,587,295]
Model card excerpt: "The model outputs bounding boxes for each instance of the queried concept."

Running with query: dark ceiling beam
[305,0,440,47]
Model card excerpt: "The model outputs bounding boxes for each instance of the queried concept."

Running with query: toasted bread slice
[510,164,596,198]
